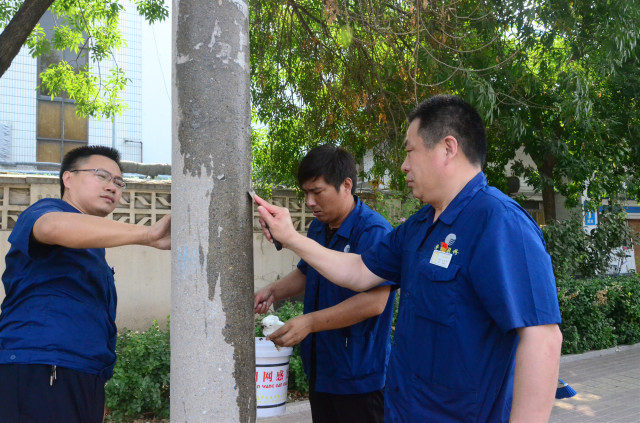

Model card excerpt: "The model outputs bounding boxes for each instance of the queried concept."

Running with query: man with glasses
[0,146,171,423]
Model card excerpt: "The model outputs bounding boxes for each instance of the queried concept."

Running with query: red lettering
[263,371,273,382]
[276,370,284,381]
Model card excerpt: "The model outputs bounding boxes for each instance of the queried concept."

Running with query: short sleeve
[468,206,561,332]
[297,258,308,275]
[361,224,405,286]
[8,199,69,259]
[353,222,397,288]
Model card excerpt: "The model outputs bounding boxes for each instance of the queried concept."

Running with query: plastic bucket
[255,337,293,418]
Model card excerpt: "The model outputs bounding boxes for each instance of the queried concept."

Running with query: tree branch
[0,0,55,78]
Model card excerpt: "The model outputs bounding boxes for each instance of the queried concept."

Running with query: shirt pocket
[409,259,461,327]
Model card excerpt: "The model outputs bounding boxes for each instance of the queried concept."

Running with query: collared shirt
[0,198,117,381]
[298,196,395,394]
[362,172,561,422]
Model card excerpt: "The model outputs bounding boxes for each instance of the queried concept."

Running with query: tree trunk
[0,0,55,78]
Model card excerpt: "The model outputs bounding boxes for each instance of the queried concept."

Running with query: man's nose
[401,157,409,173]
[306,194,316,207]
[105,180,118,193]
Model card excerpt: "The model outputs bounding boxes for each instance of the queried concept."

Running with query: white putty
[233,22,247,70]
[216,43,232,63]
[171,150,239,420]
[229,0,249,19]
[208,21,222,52]
[261,315,285,337]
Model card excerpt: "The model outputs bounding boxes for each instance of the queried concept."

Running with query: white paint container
[255,337,294,418]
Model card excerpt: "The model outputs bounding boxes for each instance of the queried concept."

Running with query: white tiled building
[0,5,144,165]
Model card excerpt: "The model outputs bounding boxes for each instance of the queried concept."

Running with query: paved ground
[260,343,640,423]
[551,344,640,422]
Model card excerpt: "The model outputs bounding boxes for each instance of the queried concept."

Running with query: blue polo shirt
[298,196,395,394]
[0,198,118,381]
[362,172,561,422]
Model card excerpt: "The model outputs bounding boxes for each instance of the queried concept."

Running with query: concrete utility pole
[171,0,255,421]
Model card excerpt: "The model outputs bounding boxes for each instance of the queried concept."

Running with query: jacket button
[9,354,16,360]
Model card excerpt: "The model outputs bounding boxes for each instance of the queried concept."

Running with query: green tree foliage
[0,0,168,118]
[250,1,640,217]
[487,0,640,220]
[250,0,535,189]
[542,206,639,279]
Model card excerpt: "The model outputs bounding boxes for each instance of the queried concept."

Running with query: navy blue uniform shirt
[298,196,395,395]
[362,172,561,422]
[0,198,117,381]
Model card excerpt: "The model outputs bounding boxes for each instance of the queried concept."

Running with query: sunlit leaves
[2,0,168,119]
[250,0,530,189]
[249,0,640,214]
[40,62,130,118]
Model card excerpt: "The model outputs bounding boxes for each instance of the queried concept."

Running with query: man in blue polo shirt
[253,96,563,422]
[254,145,395,423]
[0,146,171,423]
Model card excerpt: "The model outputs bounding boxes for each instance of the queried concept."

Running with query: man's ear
[443,135,459,162]
[61,171,73,196]
[342,177,353,194]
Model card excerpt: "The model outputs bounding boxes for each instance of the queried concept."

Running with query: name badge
[430,249,452,268]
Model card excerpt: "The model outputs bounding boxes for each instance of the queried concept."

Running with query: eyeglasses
[69,168,127,190]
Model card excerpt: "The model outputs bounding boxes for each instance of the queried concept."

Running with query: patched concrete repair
[171,0,255,421]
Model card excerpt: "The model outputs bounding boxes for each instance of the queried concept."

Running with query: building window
[36,11,88,163]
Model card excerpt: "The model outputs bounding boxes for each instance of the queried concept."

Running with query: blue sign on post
[584,210,596,226]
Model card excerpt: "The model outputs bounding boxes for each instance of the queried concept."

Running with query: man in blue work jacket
[254,145,395,423]
[0,146,171,423]
[253,96,563,422]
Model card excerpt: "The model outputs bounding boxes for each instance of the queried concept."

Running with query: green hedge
[105,319,170,422]
[557,273,640,354]
[106,274,640,420]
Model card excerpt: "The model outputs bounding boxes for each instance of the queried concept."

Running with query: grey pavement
[260,343,640,423]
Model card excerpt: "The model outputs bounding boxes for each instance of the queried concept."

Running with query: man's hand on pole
[147,214,171,250]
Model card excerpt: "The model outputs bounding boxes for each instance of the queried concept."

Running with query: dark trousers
[309,388,385,423]
[0,364,105,423]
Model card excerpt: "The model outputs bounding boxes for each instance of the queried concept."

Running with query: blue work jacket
[0,199,118,381]
[298,197,395,395]
[362,173,561,422]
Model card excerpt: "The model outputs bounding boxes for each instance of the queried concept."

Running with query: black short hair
[297,145,357,194]
[408,95,487,167]
[59,145,122,197]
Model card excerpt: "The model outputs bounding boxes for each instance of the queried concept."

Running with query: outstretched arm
[267,285,392,347]
[253,194,384,292]
[510,324,562,422]
[33,212,171,250]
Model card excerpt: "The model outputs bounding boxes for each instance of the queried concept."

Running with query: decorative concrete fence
[0,174,312,331]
